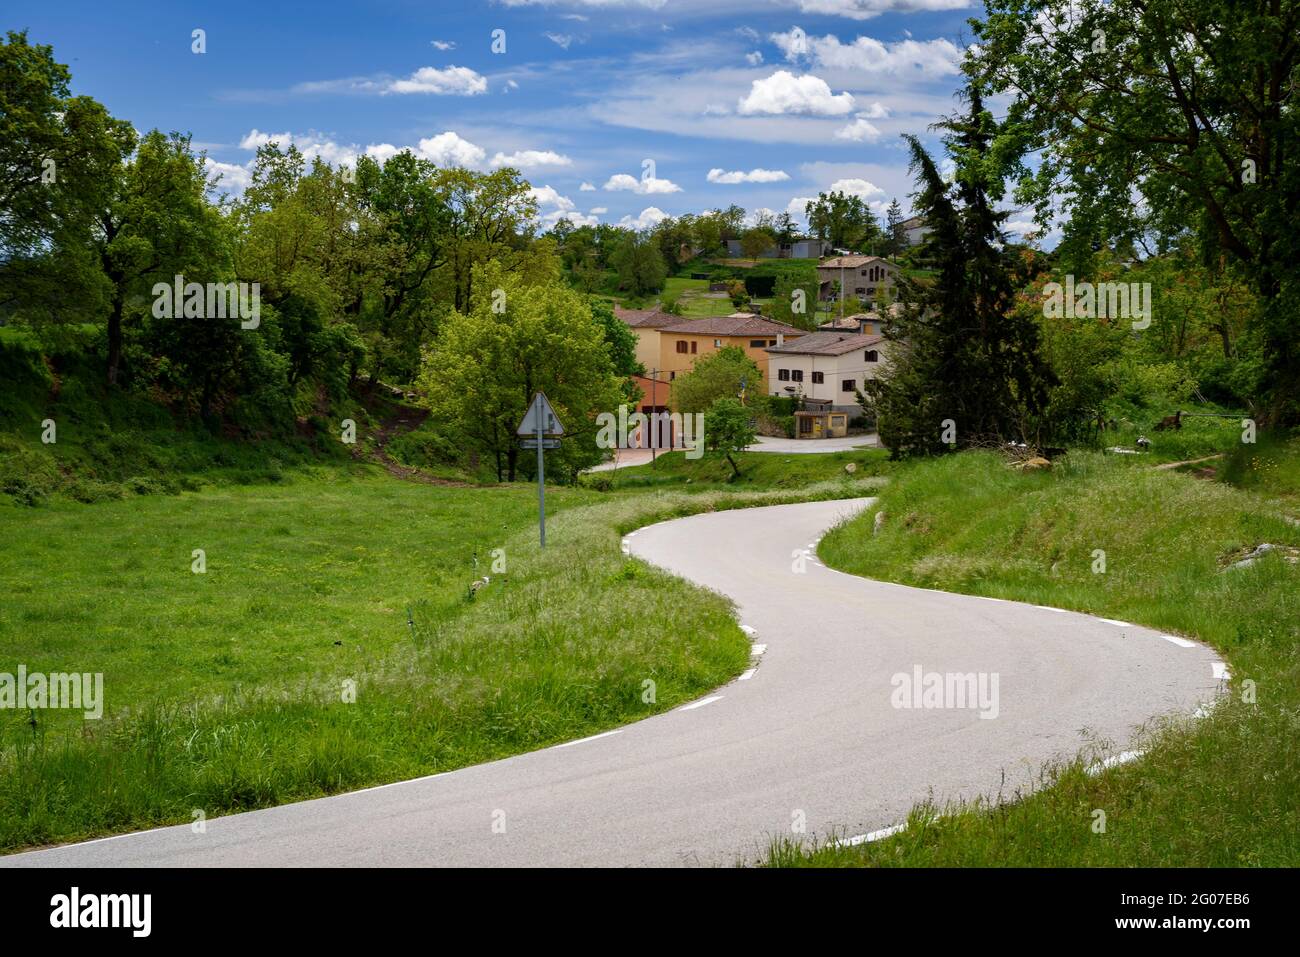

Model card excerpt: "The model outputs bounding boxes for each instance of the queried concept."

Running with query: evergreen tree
[862,86,1058,457]
[883,198,906,257]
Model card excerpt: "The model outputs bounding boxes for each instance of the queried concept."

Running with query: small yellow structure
[793,398,849,439]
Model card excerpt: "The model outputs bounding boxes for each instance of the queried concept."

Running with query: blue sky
[6,0,1025,234]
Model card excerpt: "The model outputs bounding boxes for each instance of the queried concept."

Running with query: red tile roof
[658,313,803,337]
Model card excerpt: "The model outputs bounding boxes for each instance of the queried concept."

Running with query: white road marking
[1162,635,1196,648]
[751,643,767,656]
[1098,618,1132,628]
[738,668,757,681]
[552,729,624,750]
[678,695,724,712]
[835,822,907,847]
[1212,662,1231,681]
[1086,749,1145,776]
[1035,605,1068,613]
[739,624,757,637]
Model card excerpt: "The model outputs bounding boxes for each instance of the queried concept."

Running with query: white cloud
[737,70,855,116]
[790,1,972,21]
[859,101,890,118]
[205,159,252,192]
[589,206,608,214]
[238,129,360,166]
[416,131,486,167]
[746,51,764,66]
[431,40,456,51]
[707,167,790,184]
[771,28,962,77]
[579,181,597,191]
[365,143,403,165]
[388,65,487,95]
[829,177,885,198]
[619,206,669,230]
[490,149,573,169]
[528,185,575,211]
[604,172,682,194]
[786,196,817,217]
[544,33,575,49]
[834,115,882,141]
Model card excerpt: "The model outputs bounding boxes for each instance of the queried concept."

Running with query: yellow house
[655,313,805,392]
[613,307,680,371]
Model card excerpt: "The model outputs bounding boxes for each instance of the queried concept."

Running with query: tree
[589,298,643,377]
[972,0,1300,423]
[739,226,777,262]
[770,272,819,330]
[883,198,906,257]
[704,397,757,480]
[609,232,667,297]
[805,191,881,251]
[862,86,1059,457]
[671,346,763,413]
[416,264,623,481]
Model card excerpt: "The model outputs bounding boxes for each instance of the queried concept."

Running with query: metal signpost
[516,392,564,547]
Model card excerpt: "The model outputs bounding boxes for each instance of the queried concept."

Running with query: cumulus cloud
[431,40,456,51]
[490,149,573,169]
[771,27,962,77]
[746,51,764,66]
[786,196,817,217]
[707,167,790,184]
[589,206,608,214]
[737,70,855,116]
[619,206,669,230]
[205,159,252,192]
[579,181,597,191]
[528,185,575,211]
[415,131,486,167]
[834,115,882,141]
[388,65,488,95]
[604,172,682,194]
[829,177,885,198]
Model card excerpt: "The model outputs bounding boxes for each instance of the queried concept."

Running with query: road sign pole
[536,419,546,548]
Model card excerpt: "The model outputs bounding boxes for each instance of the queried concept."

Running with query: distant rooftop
[766,331,884,357]
[659,313,803,337]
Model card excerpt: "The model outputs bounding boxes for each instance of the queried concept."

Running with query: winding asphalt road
[2,497,1223,867]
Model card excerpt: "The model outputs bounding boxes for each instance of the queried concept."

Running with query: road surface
[2,498,1222,867]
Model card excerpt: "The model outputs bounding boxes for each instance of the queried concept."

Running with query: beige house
[765,331,887,413]
[817,255,901,305]
[614,307,679,372]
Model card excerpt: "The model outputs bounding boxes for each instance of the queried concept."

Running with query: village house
[723,238,830,260]
[898,215,929,247]
[765,330,888,417]
[816,255,901,305]
[656,313,805,392]
[613,306,680,372]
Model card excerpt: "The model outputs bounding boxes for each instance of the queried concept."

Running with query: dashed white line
[1097,618,1132,628]
[835,822,907,847]
[738,668,757,681]
[678,695,724,712]
[1162,635,1197,648]
[1086,749,1145,776]
[551,729,624,750]
[739,624,757,637]
[1212,662,1231,681]
[751,643,767,656]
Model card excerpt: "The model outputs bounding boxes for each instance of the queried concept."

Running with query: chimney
[776,333,785,346]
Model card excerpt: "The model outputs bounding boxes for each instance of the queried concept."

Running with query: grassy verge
[767,448,1300,866]
[0,463,873,852]
[602,447,889,492]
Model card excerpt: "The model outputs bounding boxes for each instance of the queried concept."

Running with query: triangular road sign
[517,391,565,436]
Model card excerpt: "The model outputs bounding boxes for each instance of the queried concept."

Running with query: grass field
[767,445,1300,866]
[0,458,871,852]
[605,447,890,491]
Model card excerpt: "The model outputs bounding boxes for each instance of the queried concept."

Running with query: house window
[769,340,777,346]
[860,269,868,276]
[676,340,688,354]
[865,350,879,362]
[778,368,790,382]
[669,371,676,380]
[791,369,804,382]
[811,371,824,384]
[750,340,766,348]
[714,339,722,348]
[690,341,697,354]
[842,379,855,392]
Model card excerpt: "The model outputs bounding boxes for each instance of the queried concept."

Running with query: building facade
[816,256,901,305]
[765,331,888,414]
